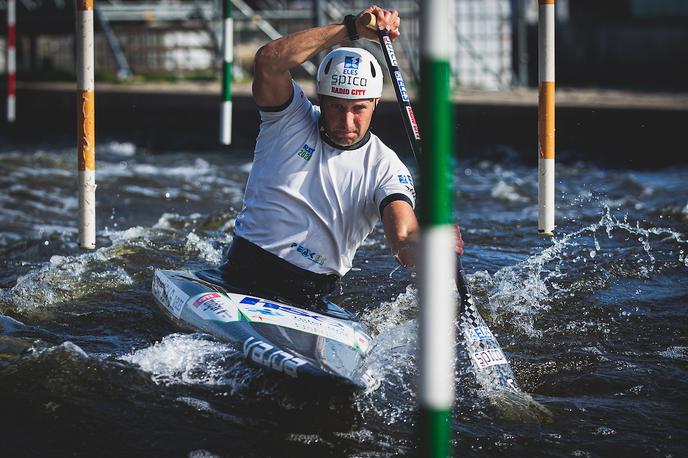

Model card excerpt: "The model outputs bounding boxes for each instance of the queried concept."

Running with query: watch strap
[344,14,359,41]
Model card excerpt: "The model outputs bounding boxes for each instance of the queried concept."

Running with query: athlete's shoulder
[258,80,317,123]
[367,133,404,164]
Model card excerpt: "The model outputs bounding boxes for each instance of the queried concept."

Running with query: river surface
[1,141,687,457]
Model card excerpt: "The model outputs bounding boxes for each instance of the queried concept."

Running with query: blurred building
[553,0,688,90]
[0,0,687,90]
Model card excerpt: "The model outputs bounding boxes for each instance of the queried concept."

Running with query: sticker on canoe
[231,295,356,346]
[353,330,371,354]
[243,336,308,378]
[152,271,189,319]
[470,348,508,369]
[189,292,239,323]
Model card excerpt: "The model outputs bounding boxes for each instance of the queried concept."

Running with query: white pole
[7,0,16,122]
[77,0,96,249]
[420,0,456,455]
[220,0,233,145]
[538,0,555,236]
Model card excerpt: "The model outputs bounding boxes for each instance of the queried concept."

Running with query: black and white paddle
[362,12,520,393]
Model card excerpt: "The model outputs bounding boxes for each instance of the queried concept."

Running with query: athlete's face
[320,96,379,146]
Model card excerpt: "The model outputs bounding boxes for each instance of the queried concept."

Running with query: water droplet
[589,250,596,259]
[464,168,472,176]
[165,192,171,199]
[43,240,49,246]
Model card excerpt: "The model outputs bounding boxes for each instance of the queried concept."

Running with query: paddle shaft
[362,13,420,164]
[363,13,470,309]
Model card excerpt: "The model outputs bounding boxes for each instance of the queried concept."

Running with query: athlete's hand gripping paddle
[361,12,420,164]
[362,11,521,393]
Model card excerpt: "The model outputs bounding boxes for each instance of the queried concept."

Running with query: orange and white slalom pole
[76,0,96,249]
[6,0,16,122]
[538,0,555,236]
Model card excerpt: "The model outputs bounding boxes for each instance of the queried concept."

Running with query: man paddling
[221,6,462,303]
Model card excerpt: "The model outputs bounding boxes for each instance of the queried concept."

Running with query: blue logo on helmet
[344,56,360,69]
[343,56,360,75]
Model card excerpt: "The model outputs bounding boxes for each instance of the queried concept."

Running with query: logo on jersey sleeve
[398,174,416,199]
[398,174,413,185]
[296,143,315,161]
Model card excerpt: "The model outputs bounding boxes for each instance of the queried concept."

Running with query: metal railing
[2,0,521,89]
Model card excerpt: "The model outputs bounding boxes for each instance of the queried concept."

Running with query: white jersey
[235,81,415,276]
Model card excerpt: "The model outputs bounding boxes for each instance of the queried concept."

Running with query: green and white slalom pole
[363,7,455,454]
[419,1,455,456]
[220,0,233,145]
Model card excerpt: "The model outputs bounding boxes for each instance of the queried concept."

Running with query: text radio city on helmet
[316,47,383,100]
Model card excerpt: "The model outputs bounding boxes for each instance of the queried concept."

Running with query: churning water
[1,142,687,457]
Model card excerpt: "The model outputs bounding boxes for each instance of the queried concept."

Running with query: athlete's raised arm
[252,5,400,108]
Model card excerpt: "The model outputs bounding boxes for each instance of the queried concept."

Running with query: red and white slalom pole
[6,0,16,122]
[77,0,96,249]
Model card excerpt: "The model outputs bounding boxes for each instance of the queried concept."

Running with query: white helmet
[316,47,383,99]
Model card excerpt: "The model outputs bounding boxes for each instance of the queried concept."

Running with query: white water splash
[100,141,137,157]
[121,333,251,389]
[188,450,221,458]
[0,249,134,311]
[480,207,686,336]
[491,180,528,203]
[658,346,688,360]
[185,231,228,264]
[0,224,181,311]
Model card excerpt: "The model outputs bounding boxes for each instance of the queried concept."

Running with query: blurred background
[1,4,687,456]
[2,0,688,89]
[1,0,687,161]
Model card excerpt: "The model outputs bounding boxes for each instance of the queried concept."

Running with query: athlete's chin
[332,133,361,146]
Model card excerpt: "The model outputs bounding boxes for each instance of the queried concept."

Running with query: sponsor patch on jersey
[405,185,416,200]
[290,242,326,266]
[398,174,413,185]
[397,174,416,199]
[297,143,315,161]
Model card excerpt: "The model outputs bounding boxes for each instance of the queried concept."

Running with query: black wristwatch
[344,14,359,41]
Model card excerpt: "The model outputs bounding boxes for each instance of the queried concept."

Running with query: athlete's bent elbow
[254,44,280,75]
